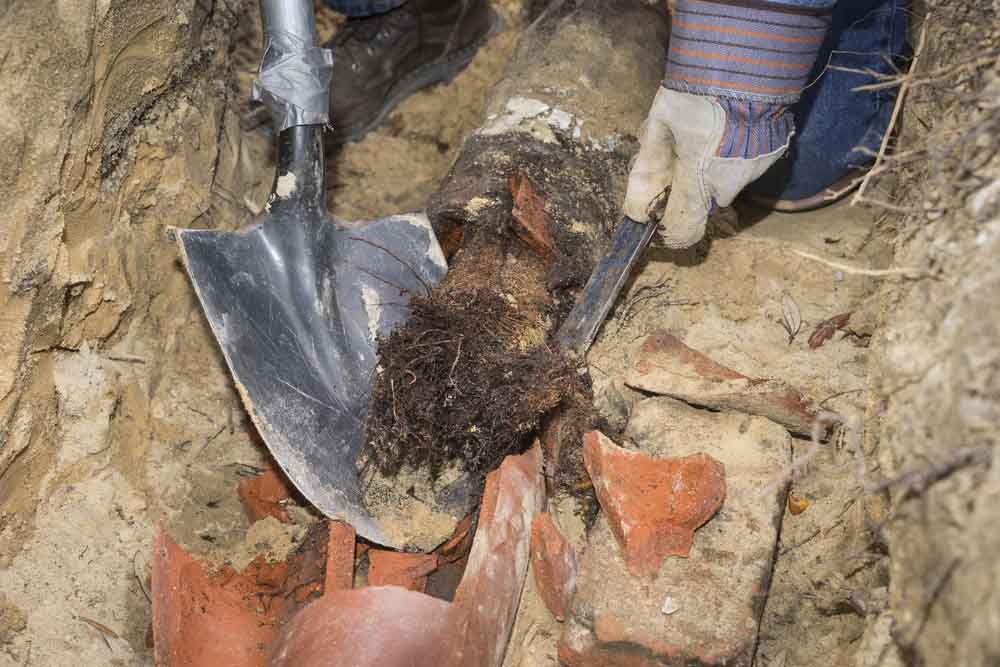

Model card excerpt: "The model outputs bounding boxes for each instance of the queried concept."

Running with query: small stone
[582,431,726,578]
[661,597,678,615]
[531,513,579,621]
[367,550,439,593]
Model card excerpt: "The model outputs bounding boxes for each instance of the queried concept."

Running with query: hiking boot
[326,0,499,144]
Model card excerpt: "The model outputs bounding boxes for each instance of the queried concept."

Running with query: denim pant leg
[322,0,407,18]
[748,0,910,200]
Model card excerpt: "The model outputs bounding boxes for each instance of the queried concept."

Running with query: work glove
[624,0,832,248]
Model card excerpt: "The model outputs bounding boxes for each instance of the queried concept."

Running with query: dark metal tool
[554,215,658,356]
[173,0,446,545]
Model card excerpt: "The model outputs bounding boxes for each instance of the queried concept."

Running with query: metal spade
[173,0,447,545]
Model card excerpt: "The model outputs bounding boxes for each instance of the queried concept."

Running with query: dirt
[1,1,996,666]
[0,596,26,648]
[359,461,470,552]
[867,2,1000,663]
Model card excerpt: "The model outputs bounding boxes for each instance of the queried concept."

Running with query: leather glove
[624,0,832,248]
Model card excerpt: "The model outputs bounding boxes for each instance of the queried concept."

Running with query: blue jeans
[749,0,909,200]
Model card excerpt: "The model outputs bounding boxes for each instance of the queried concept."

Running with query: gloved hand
[624,0,832,248]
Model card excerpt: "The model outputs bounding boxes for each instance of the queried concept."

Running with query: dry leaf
[780,292,802,344]
[787,493,810,515]
[808,312,853,349]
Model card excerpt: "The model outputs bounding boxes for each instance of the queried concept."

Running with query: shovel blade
[175,208,446,546]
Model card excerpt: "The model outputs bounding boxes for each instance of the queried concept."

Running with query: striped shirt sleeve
[665,0,832,104]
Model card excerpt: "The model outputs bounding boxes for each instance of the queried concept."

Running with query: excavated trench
[1,0,998,666]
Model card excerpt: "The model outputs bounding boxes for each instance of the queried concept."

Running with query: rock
[236,469,293,524]
[269,444,545,667]
[367,551,440,593]
[324,521,355,592]
[626,332,822,436]
[531,513,579,621]
[561,398,791,666]
[582,431,725,578]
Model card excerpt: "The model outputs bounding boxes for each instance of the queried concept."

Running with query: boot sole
[742,169,866,213]
[239,9,504,144]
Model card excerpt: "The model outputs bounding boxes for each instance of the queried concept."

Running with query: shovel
[173,0,446,545]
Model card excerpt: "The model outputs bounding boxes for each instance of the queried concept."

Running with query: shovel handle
[260,0,320,45]
[258,0,330,214]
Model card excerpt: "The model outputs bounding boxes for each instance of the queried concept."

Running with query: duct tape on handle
[251,31,334,133]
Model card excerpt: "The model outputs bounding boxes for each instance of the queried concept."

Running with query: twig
[133,551,151,604]
[613,277,671,335]
[230,462,266,477]
[405,338,456,351]
[449,336,464,383]
[792,249,924,278]
[78,615,118,651]
[854,197,943,215]
[103,353,148,364]
[851,53,999,92]
[760,411,842,499]
[865,445,992,496]
[818,388,864,409]
[390,379,398,422]
[852,12,930,206]
[189,425,227,463]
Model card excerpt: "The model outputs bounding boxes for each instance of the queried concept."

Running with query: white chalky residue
[275,171,298,198]
[361,285,382,341]
[506,96,551,118]
[477,97,585,147]
[549,108,573,131]
[396,212,447,270]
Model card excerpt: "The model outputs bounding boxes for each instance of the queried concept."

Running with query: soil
[1,0,996,666]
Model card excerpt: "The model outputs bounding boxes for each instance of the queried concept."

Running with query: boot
[326,0,498,144]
